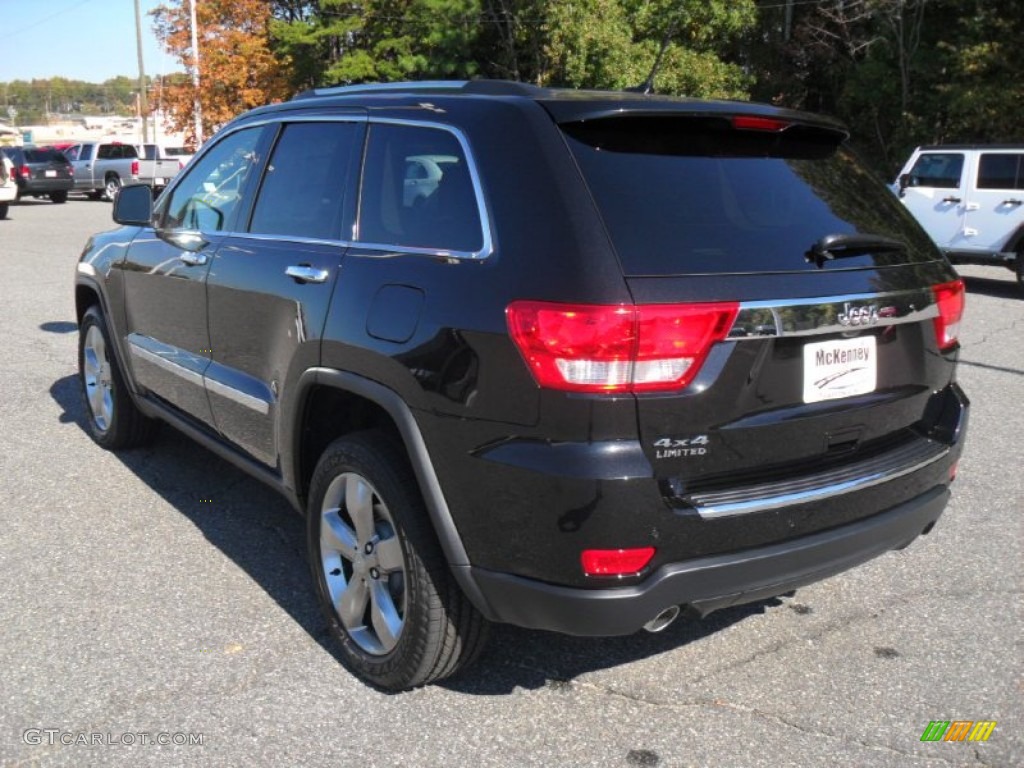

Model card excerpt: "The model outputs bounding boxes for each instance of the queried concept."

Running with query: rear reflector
[931,280,965,351]
[732,115,790,132]
[581,547,656,577]
[506,301,739,393]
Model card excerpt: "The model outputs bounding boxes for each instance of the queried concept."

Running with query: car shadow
[962,274,1021,301]
[49,372,774,694]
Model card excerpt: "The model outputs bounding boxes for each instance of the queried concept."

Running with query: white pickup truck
[894,145,1024,288]
[64,141,181,200]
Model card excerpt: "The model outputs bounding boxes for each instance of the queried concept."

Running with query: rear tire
[104,174,121,201]
[78,305,157,449]
[307,431,488,691]
[49,190,68,203]
[0,202,7,219]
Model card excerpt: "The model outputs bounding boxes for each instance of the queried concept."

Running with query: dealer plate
[45,170,56,177]
[803,336,877,403]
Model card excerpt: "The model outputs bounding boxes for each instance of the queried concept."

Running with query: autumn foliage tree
[153,0,292,148]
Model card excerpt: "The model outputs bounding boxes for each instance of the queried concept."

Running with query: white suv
[894,145,1024,288]
[0,153,16,219]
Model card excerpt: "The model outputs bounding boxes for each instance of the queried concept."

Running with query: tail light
[931,280,965,351]
[507,300,739,393]
[581,547,656,577]
[18,165,31,179]
[130,159,139,177]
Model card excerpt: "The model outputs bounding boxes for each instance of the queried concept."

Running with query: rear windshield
[25,148,67,163]
[563,117,939,276]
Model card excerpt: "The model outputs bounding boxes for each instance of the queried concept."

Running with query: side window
[64,145,80,162]
[358,123,484,253]
[907,153,964,189]
[162,127,264,232]
[97,145,114,160]
[248,121,358,240]
[977,154,1024,190]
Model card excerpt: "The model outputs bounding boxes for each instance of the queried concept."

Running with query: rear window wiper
[806,233,905,268]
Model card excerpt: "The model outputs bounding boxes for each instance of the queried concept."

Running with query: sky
[0,0,175,83]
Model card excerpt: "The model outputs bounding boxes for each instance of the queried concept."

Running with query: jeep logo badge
[838,302,880,327]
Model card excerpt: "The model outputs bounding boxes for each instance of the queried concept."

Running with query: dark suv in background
[1,145,74,203]
[75,81,968,691]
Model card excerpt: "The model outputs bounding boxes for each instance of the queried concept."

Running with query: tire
[78,305,157,449]
[0,202,7,219]
[49,190,68,204]
[307,431,488,691]
[104,174,122,201]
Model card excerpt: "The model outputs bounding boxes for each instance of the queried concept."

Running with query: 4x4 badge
[653,435,709,459]
[838,302,879,327]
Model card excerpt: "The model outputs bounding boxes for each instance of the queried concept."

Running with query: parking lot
[1,198,1020,767]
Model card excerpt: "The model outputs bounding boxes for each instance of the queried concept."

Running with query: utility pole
[134,0,149,142]
[189,0,203,147]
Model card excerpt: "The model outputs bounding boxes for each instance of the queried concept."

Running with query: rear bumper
[464,483,950,635]
[20,179,73,195]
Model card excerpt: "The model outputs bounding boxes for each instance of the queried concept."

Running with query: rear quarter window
[357,123,484,254]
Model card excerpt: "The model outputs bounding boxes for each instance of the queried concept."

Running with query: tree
[153,0,292,147]
[271,0,482,90]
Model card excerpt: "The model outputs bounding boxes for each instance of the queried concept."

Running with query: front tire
[78,306,157,449]
[49,190,68,203]
[307,432,488,691]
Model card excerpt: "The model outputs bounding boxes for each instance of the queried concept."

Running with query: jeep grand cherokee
[75,80,968,690]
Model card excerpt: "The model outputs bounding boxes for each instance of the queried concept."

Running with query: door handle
[941,196,961,204]
[1002,198,1023,206]
[179,252,208,267]
[285,265,329,284]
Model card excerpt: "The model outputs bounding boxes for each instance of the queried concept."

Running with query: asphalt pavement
[1,198,1020,767]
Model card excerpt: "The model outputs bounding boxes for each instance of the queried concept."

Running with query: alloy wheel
[319,472,407,655]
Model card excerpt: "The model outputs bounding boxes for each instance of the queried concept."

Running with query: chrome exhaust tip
[643,605,681,633]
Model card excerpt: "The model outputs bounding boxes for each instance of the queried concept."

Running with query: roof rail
[292,79,545,101]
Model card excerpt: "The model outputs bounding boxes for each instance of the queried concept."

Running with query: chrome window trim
[728,288,939,340]
[156,114,368,228]
[167,114,493,261]
[686,439,950,519]
[354,117,494,261]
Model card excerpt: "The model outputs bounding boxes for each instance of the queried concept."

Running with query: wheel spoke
[375,536,404,574]
[345,476,375,545]
[369,580,402,652]
[321,509,358,559]
[89,385,105,419]
[335,577,369,630]
[83,347,100,377]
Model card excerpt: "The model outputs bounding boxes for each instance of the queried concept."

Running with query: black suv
[75,81,969,691]
[1,145,74,203]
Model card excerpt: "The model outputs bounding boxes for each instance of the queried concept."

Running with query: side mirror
[112,183,153,226]
[897,174,911,198]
